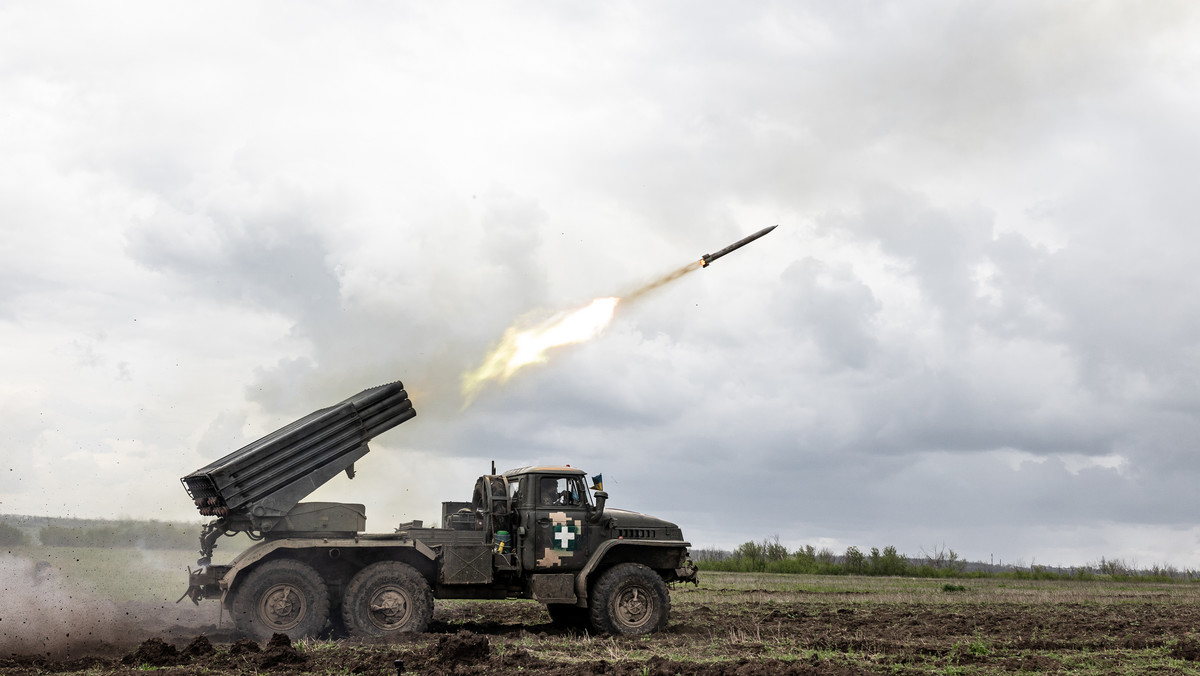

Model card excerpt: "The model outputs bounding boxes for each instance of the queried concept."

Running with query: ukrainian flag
[591,474,603,491]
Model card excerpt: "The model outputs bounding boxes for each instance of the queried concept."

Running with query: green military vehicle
[180,382,698,639]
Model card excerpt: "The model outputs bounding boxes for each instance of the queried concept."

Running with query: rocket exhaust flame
[461,297,620,404]
[459,263,703,404]
[461,226,775,405]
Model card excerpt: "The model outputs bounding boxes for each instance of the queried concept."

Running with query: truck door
[531,475,590,571]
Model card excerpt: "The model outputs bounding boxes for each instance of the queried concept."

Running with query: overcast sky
[3,1,1200,569]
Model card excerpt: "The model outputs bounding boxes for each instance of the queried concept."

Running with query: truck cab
[508,467,595,572]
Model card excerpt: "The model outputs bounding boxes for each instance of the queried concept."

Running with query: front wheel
[588,563,670,635]
[230,559,330,640]
[341,561,433,637]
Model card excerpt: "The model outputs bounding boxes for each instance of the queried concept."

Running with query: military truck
[180,381,698,639]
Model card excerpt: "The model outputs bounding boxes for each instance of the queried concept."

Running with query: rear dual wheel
[341,561,433,636]
[231,559,330,640]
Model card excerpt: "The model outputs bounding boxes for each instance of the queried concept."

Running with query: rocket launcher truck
[180,381,698,638]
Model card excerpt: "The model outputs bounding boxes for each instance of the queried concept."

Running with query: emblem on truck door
[538,511,579,567]
[554,523,578,551]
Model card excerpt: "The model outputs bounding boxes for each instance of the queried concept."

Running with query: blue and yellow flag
[591,474,604,491]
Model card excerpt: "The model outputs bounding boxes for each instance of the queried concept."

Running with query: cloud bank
[2,1,1200,567]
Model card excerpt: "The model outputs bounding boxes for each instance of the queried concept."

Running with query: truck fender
[574,539,691,604]
[219,537,437,606]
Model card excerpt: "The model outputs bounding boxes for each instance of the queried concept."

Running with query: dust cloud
[0,554,215,657]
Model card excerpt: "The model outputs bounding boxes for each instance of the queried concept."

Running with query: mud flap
[441,544,494,585]
[674,560,700,586]
[530,573,577,604]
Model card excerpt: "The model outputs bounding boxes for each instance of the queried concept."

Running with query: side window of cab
[509,476,523,507]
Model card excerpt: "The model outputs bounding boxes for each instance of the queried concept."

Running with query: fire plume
[460,260,704,406]
[461,297,620,404]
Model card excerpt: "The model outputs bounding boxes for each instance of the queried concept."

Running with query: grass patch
[7,556,1200,675]
[5,545,191,602]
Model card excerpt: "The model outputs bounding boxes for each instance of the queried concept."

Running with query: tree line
[1,519,195,550]
[694,537,1200,582]
[0,521,28,546]
[695,538,956,577]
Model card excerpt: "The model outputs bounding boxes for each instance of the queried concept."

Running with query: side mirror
[589,490,608,523]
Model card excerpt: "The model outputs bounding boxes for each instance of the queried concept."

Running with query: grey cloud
[0,271,31,321]
[210,189,560,422]
[1042,240,1200,401]
[6,1,1200,568]
[827,188,995,328]
[246,357,321,418]
[125,205,340,326]
[193,409,250,462]
[977,232,1059,339]
[775,258,880,369]
[468,191,552,329]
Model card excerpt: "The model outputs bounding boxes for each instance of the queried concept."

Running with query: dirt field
[4,566,1200,675]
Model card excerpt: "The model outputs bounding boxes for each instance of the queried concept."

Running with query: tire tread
[229,558,330,640]
[341,561,433,637]
[588,562,670,636]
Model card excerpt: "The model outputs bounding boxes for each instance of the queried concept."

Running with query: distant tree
[921,543,965,573]
[38,525,78,546]
[816,547,836,565]
[733,540,767,571]
[794,544,817,566]
[869,545,909,576]
[844,546,866,574]
[764,535,789,562]
[690,548,731,563]
[0,521,28,546]
[1094,557,1134,577]
[38,521,194,549]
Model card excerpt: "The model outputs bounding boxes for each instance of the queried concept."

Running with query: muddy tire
[230,558,330,640]
[588,563,670,635]
[546,603,591,629]
[341,561,433,637]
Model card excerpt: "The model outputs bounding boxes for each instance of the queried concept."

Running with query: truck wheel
[341,561,433,636]
[230,559,330,640]
[588,563,670,636]
[546,603,590,629]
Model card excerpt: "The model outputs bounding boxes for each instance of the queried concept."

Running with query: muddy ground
[3,578,1200,674]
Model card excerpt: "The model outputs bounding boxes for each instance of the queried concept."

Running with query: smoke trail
[622,260,703,304]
